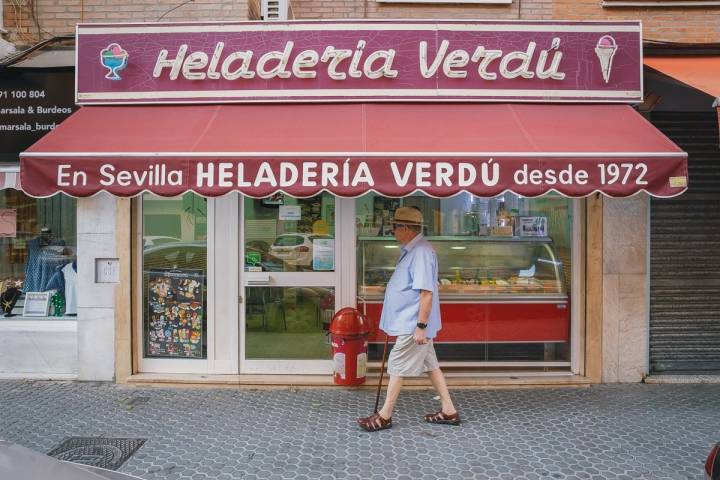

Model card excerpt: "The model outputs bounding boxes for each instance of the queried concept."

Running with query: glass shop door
[239,193,344,374]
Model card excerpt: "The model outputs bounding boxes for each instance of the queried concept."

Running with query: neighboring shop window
[0,190,76,318]
[243,193,335,272]
[357,192,573,364]
[142,193,207,359]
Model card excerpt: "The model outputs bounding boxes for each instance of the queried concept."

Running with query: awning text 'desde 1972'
[20,104,688,199]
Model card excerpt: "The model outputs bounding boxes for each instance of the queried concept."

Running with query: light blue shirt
[379,234,442,339]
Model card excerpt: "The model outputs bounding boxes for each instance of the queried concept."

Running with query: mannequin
[39,227,53,246]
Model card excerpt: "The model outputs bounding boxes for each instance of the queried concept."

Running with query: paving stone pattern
[0,381,718,480]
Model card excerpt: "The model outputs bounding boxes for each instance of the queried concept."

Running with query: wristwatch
[416,322,428,330]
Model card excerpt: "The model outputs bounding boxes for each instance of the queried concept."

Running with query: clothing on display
[23,230,70,293]
[44,268,64,294]
[0,192,78,319]
[61,261,77,315]
[43,260,77,316]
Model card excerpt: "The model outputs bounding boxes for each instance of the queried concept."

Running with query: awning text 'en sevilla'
[20,103,688,199]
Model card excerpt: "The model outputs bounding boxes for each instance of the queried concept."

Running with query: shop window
[245,286,334,360]
[357,192,573,365]
[242,193,336,361]
[243,193,335,272]
[0,190,76,319]
[142,193,207,359]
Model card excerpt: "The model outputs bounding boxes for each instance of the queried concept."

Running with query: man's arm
[414,289,432,344]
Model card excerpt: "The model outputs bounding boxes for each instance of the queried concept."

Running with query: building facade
[0,0,718,384]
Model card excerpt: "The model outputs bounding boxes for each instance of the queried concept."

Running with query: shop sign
[21,155,688,198]
[76,20,642,104]
[23,291,53,317]
[0,69,75,162]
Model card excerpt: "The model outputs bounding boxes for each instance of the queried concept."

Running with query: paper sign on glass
[0,209,17,238]
[279,205,301,221]
[312,238,335,271]
[519,216,548,237]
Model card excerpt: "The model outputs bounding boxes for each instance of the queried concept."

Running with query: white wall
[76,193,117,381]
[602,194,649,383]
[0,321,77,379]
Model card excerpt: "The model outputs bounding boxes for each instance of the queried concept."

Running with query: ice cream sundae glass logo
[595,35,618,84]
[100,43,128,80]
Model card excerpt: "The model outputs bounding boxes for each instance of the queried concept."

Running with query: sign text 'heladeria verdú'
[76,21,642,104]
[151,38,568,82]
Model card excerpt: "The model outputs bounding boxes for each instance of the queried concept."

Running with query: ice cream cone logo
[595,35,618,84]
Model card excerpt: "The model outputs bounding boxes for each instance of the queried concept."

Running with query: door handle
[246,272,270,286]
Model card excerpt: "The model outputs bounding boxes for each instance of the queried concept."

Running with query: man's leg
[378,374,403,420]
[427,368,457,415]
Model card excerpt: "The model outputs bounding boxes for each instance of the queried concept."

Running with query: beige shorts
[386,334,440,377]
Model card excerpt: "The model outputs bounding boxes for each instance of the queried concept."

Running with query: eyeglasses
[391,223,407,231]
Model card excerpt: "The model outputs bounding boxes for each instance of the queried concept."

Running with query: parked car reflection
[143,236,181,249]
[143,241,206,272]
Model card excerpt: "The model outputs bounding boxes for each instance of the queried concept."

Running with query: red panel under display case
[361,301,569,343]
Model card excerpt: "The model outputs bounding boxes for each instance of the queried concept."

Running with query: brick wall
[554,0,720,43]
[289,0,552,20]
[3,1,717,45]
[2,0,249,46]
[0,0,553,38]
[287,0,718,43]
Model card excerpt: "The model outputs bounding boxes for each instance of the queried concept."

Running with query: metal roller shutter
[649,111,720,373]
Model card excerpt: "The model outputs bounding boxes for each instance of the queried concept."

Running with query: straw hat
[393,207,424,226]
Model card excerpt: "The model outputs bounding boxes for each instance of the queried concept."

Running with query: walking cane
[373,333,390,414]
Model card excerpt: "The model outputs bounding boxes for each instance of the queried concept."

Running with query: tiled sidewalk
[0,380,717,479]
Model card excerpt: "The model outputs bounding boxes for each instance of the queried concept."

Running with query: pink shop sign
[76,20,642,105]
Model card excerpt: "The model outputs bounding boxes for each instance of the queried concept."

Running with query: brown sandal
[424,410,461,425]
[357,412,392,432]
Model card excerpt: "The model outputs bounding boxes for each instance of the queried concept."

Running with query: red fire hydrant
[329,307,370,386]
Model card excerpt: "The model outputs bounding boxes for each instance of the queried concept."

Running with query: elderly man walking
[358,207,460,432]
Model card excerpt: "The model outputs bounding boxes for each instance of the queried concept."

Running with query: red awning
[645,56,720,102]
[21,103,688,198]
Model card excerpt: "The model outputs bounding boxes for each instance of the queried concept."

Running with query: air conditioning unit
[261,0,290,21]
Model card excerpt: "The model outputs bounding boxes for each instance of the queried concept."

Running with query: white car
[143,236,181,248]
[268,234,332,267]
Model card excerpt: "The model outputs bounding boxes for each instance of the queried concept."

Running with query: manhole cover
[48,437,146,470]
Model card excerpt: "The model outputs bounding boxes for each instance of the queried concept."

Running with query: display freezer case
[357,236,570,344]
